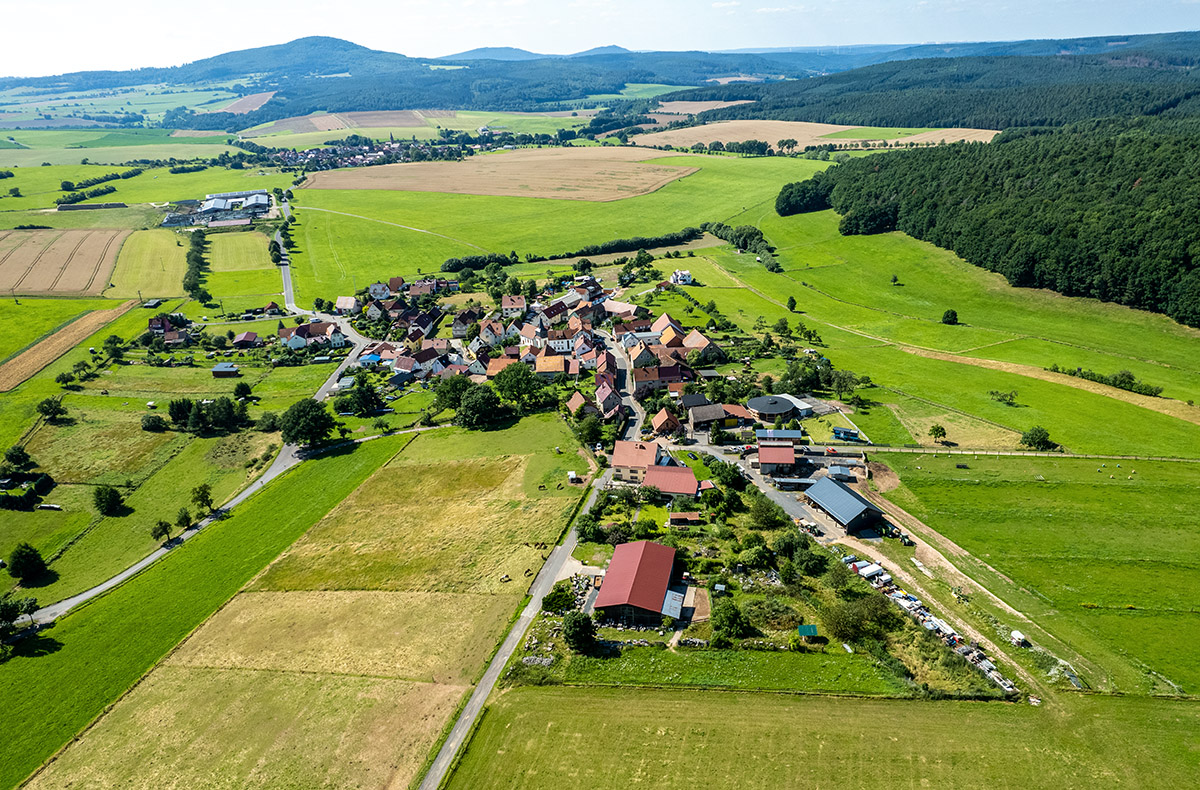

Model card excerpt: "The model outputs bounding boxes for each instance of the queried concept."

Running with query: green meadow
[107,229,188,298]
[288,154,828,298]
[448,687,1200,789]
[879,452,1200,694]
[0,297,117,363]
[0,436,407,790]
[0,163,289,210]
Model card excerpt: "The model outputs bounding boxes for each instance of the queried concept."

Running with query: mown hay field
[23,666,461,790]
[107,229,187,297]
[252,454,570,593]
[303,146,698,202]
[447,687,1200,790]
[0,229,129,295]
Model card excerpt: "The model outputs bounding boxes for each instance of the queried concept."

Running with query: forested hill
[774,118,1200,327]
[672,50,1200,129]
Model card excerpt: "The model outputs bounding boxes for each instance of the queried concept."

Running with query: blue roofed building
[804,477,882,534]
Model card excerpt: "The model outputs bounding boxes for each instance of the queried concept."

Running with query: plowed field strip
[81,230,125,293]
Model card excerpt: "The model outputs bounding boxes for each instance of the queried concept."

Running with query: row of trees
[182,229,211,303]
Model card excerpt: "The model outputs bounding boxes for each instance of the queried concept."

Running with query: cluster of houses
[614,312,723,393]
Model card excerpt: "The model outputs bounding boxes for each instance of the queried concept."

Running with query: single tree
[151,520,172,543]
[55,371,75,388]
[786,295,796,312]
[493,363,543,410]
[562,610,596,653]
[1020,425,1057,451]
[191,483,214,513]
[176,507,192,532]
[941,309,959,325]
[7,543,47,583]
[36,397,67,423]
[928,423,947,443]
[279,398,335,445]
[824,560,854,593]
[4,445,32,468]
[890,274,899,285]
[829,369,859,400]
[233,381,252,400]
[93,484,124,516]
[141,413,168,432]
[456,384,502,430]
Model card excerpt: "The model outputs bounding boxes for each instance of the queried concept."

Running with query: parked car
[826,447,838,454]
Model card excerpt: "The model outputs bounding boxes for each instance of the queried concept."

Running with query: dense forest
[673,50,1200,129]
[775,118,1200,327]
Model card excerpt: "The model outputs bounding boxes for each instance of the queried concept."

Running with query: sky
[2,0,1198,76]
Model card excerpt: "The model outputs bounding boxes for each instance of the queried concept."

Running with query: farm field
[0,436,407,790]
[27,415,584,789]
[0,163,289,212]
[0,298,135,392]
[631,120,999,148]
[0,228,129,295]
[0,143,239,168]
[204,230,281,299]
[303,146,699,201]
[0,297,116,363]
[106,229,187,297]
[241,108,591,147]
[288,152,828,298]
[0,206,159,230]
[447,687,1200,789]
[654,99,756,114]
[878,453,1200,694]
[0,85,238,124]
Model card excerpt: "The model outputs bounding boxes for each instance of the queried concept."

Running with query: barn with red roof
[594,541,678,625]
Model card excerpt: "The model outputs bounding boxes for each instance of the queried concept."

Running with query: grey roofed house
[804,477,882,533]
[688,403,728,428]
[680,393,710,410]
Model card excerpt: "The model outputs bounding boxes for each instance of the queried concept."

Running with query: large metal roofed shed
[595,540,677,625]
[804,477,882,533]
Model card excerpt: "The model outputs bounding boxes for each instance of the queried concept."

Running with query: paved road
[419,469,610,790]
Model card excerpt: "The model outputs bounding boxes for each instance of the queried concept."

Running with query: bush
[541,580,575,613]
[141,414,168,432]
[563,610,596,653]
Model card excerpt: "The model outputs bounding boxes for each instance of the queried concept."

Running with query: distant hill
[3,31,1200,133]
[440,47,547,61]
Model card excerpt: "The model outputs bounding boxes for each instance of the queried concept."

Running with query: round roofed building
[746,395,794,422]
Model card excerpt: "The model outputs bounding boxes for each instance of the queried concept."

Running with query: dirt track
[215,91,276,115]
[302,146,697,202]
[0,299,137,391]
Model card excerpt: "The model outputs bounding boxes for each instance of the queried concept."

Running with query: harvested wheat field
[634,119,998,148]
[303,146,697,201]
[24,665,462,790]
[893,128,1000,144]
[0,229,130,295]
[168,129,229,137]
[243,110,432,136]
[169,590,518,684]
[0,299,136,391]
[212,90,275,114]
[655,99,755,115]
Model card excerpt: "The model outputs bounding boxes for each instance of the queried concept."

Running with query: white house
[670,269,693,285]
[335,296,360,315]
[367,282,391,300]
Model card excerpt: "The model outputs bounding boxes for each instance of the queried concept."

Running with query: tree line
[775,117,1200,327]
[182,229,211,303]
